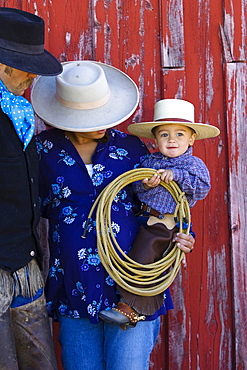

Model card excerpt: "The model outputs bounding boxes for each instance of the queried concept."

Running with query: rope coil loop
[82,168,191,296]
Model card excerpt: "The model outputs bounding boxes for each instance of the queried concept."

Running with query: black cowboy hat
[0,7,62,76]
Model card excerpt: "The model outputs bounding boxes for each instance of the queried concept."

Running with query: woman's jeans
[58,315,160,370]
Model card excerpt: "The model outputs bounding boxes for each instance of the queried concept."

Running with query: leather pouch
[117,222,178,315]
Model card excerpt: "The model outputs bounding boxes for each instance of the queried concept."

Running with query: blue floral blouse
[36,128,174,324]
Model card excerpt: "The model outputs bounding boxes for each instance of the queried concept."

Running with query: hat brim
[0,47,62,76]
[31,61,139,131]
[128,120,220,140]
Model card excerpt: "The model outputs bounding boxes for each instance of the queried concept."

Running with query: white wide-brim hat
[31,60,139,131]
[128,99,220,140]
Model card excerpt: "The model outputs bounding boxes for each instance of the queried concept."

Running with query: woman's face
[68,129,107,141]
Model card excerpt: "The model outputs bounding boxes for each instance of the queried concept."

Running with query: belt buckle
[146,206,151,213]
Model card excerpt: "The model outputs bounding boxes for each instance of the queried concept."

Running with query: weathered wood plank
[93,0,162,134]
[224,62,247,369]
[223,0,247,61]
[162,0,233,368]
[160,0,185,67]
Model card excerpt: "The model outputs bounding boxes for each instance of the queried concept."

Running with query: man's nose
[27,72,37,78]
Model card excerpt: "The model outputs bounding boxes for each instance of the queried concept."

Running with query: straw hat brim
[128,120,220,140]
[31,61,139,131]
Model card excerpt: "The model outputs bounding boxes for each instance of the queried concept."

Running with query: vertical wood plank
[162,0,233,368]
[93,0,163,134]
[223,0,247,61]
[159,0,185,67]
[224,62,247,369]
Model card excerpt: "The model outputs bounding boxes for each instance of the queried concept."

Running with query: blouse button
[30,251,35,257]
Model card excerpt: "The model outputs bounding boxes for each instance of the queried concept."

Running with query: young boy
[99,99,220,327]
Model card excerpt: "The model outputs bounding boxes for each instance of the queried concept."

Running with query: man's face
[0,64,37,96]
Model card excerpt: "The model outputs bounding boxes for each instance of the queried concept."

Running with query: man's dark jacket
[0,108,42,273]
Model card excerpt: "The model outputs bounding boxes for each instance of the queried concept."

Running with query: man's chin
[14,89,26,96]
[19,80,34,93]
[17,84,33,96]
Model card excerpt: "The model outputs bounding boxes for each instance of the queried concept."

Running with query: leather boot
[99,301,145,330]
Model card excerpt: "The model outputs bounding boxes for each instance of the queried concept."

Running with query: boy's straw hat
[128,99,220,140]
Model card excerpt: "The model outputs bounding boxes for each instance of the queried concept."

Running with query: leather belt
[140,203,164,219]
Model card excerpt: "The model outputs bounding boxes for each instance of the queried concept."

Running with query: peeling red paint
[2,0,246,368]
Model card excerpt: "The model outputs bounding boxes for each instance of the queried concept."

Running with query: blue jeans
[58,315,160,370]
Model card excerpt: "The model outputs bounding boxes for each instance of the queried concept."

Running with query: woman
[32,61,195,370]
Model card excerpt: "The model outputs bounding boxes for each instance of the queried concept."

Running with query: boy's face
[154,124,196,158]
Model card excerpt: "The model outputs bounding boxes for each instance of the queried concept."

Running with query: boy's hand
[142,169,174,189]
[142,173,161,189]
[157,169,174,184]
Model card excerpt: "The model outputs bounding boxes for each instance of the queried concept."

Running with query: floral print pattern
[92,164,113,186]
[43,176,71,208]
[58,149,76,166]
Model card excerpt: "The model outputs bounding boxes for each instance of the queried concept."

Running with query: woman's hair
[45,126,111,142]
[97,129,110,143]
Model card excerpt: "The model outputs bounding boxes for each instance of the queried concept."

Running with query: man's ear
[189,133,196,146]
[0,63,5,72]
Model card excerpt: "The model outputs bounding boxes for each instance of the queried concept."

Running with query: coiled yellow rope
[82,168,191,296]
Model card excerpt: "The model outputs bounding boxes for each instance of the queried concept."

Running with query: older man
[0,7,62,369]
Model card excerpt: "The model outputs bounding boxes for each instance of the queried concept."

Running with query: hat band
[56,89,111,110]
[155,118,194,123]
[0,37,44,55]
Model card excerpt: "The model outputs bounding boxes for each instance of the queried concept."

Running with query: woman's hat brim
[128,120,220,140]
[0,47,62,76]
[31,61,139,131]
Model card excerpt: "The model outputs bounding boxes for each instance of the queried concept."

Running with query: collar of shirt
[0,80,35,150]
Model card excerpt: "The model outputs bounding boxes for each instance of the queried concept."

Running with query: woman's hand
[173,232,195,253]
[173,233,195,267]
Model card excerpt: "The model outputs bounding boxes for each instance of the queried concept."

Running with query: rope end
[81,217,92,239]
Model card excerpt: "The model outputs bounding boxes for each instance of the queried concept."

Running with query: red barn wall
[1,0,246,368]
